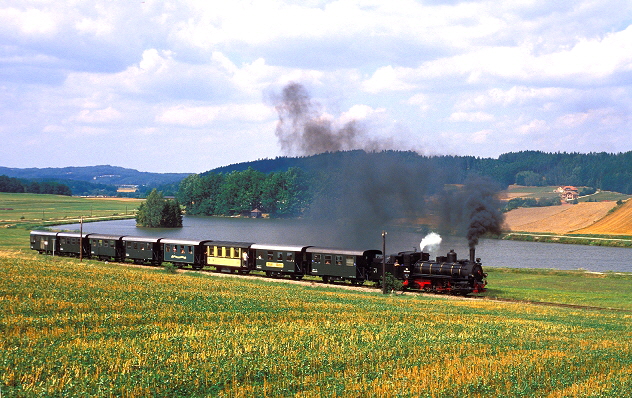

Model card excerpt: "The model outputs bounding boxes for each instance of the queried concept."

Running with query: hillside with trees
[210,150,632,195]
[0,175,72,196]
[177,168,309,218]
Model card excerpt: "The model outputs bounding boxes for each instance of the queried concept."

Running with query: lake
[54,216,632,273]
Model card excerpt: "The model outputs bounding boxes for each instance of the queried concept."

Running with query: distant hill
[208,150,632,195]
[0,165,192,187]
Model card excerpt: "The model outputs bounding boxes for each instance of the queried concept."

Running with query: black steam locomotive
[30,230,487,295]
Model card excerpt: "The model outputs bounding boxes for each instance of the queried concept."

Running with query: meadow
[0,193,138,227]
[2,193,632,395]
[1,251,632,396]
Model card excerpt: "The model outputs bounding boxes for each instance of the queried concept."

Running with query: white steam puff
[420,232,442,253]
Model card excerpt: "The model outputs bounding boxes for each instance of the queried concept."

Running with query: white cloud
[70,107,122,124]
[515,119,548,135]
[339,104,385,124]
[0,7,57,35]
[157,103,275,127]
[448,112,495,123]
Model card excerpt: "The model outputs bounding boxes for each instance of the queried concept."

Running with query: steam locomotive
[29,230,487,295]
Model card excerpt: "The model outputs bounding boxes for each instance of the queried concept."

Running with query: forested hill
[208,150,632,194]
[0,165,191,186]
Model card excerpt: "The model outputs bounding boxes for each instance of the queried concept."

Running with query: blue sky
[2,0,632,173]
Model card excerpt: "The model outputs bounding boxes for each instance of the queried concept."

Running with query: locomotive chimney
[469,247,475,263]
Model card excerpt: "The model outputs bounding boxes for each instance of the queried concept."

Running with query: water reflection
[54,216,632,273]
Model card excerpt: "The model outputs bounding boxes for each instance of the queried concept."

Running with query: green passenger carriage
[306,247,382,284]
[30,231,58,255]
[89,234,125,262]
[58,232,90,258]
[162,239,211,269]
[123,236,163,265]
[251,244,309,279]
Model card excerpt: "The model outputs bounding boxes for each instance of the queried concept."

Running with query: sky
[2,0,632,173]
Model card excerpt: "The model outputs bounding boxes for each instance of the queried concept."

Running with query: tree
[136,189,183,228]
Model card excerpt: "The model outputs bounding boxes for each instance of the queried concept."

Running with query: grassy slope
[1,253,631,396]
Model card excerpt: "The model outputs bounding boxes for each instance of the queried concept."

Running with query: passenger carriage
[251,244,309,279]
[122,236,163,265]
[204,241,253,274]
[307,247,382,285]
[89,234,125,262]
[58,232,90,258]
[30,230,59,255]
[162,239,211,269]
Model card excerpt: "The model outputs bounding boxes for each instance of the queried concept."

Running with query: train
[29,230,487,295]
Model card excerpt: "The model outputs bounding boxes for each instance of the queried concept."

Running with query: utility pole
[79,217,83,262]
[382,230,387,294]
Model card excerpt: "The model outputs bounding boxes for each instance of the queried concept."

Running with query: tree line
[0,175,72,196]
[176,150,632,220]
[177,167,310,217]
[208,150,632,195]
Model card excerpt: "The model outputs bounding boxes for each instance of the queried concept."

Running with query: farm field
[575,199,632,235]
[0,193,139,226]
[1,251,632,396]
[503,202,617,234]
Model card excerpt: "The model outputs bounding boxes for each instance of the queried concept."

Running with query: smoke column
[274,82,387,156]
[438,175,505,248]
[272,82,435,244]
[420,232,442,253]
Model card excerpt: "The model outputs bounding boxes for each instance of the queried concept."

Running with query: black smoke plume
[274,82,387,156]
[438,175,505,248]
[273,82,434,245]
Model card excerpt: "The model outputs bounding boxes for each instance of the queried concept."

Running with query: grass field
[1,252,631,396]
[0,193,139,226]
[2,192,632,395]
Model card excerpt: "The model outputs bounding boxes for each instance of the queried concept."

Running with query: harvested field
[575,199,632,235]
[504,202,617,234]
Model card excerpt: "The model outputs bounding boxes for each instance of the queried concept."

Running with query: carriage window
[346,257,355,267]
[165,244,170,252]
[267,251,273,260]
[313,254,321,264]
[325,255,332,265]
[188,246,193,254]
[335,255,343,266]
[277,252,283,261]
[286,252,293,262]
[110,240,115,247]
